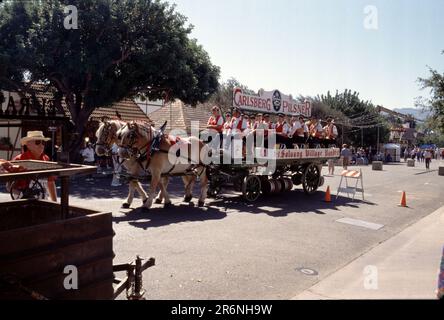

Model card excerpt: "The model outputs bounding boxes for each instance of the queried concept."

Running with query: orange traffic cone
[399,191,407,207]
[325,186,332,203]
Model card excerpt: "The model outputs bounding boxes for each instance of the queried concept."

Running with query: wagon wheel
[242,175,261,202]
[9,179,45,200]
[302,164,320,195]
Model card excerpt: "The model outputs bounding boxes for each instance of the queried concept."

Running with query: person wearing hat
[251,114,261,130]
[207,105,224,148]
[307,115,324,148]
[222,112,232,145]
[13,131,57,202]
[274,113,291,149]
[225,108,248,152]
[289,115,306,148]
[323,116,338,148]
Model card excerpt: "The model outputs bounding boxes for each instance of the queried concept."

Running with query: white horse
[116,121,211,209]
[95,119,170,208]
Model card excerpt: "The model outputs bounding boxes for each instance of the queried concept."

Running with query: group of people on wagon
[206,105,338,151]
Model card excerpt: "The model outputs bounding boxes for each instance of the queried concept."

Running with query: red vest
[208,115,223,133]
[275,122,284,133]
[231,117,245,131]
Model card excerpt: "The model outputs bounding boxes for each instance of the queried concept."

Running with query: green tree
[316,89,390,147]
[0,0,220,161]
[208,77,254,115]
[418,51,444,135]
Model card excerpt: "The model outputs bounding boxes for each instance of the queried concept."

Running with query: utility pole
[377,125,380,153]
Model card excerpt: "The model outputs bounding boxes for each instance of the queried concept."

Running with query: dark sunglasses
[33,140,46,146]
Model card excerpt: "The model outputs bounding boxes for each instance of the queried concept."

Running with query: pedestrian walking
[327,158,335,175]
[341,144,351,170]
[424,149,432,170]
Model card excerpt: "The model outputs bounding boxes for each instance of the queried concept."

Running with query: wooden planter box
[0,200,114,300]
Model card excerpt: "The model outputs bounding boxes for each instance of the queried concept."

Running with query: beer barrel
[280,178,294,192]
[261,179,274,195]
[273,179,283,194]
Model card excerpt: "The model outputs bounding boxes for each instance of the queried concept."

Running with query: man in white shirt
[81,143,95,165]
[289,116,307,147]
[81,143,96,181]
[226,108,248,152]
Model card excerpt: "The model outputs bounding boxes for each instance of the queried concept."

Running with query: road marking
[336,218,384,231]
[296,267,319,276]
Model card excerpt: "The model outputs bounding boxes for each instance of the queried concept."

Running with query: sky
[172,0,444,109]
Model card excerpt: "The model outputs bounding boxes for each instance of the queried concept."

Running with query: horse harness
[124,122,205,178]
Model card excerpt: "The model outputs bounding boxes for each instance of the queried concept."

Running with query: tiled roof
[147,100,213,133]
[90,99,150,122]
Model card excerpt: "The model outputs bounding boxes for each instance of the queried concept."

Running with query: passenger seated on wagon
[207,105,224,147]
[306,115,325,148]
[274,113,292,149]
[288,115,307,148]
[261,114,274,149]
[245,113,273,158]
[323,116,338,148]
[222,112,231,143]
[253,113,264,130]
[225,108,248,153]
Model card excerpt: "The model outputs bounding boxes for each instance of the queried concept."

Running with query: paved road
[1,160,443,299]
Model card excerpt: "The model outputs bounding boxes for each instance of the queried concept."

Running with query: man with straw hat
[13,131,57,202]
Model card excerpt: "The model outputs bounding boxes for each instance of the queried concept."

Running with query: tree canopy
[418,51,444,137]
[316,89,390,147]
[0,0,220,159]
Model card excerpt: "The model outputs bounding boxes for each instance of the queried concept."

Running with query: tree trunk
[64,93,95,164]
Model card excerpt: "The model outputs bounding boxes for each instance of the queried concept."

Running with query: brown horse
[95,119,170,209]
[116,121,211,209]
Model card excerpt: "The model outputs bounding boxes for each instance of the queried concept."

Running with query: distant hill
[393,108,431,121]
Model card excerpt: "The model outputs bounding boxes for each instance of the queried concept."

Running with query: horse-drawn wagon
[104,87,341,207]
[207,147,340,202]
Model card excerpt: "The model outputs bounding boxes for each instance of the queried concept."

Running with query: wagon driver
[207,105,224,147]
[13,131,57,202]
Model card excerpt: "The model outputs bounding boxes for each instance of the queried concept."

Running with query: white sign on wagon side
[255,148,340,160]
[232,87,312,117]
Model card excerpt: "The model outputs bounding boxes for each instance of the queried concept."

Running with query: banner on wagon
[232,87,312,117]
[256,148,340,160]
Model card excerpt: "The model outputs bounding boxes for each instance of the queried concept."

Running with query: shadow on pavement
[113,203,227,229]
[205,188,377,217]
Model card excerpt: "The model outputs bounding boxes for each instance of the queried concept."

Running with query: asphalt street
[1,160,443,299]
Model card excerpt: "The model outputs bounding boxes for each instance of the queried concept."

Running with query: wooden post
[61,176,70,219]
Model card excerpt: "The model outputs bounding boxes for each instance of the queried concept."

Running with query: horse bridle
[96,122,115,156]
[119,122,155,160]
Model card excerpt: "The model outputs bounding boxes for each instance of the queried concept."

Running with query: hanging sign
[0,91,66,118]
[232,87,312,117]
